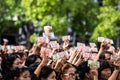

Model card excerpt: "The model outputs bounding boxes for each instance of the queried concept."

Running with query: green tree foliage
[0,0,98,36]
[65,0,99,37]
[30,33,38,43]
[1,0,120,42]
[91,0,120,41]
[0,0,23,33]
[20,0,69,36]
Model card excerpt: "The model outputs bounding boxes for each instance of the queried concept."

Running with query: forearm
[54,64,62,72]
[34,63,44,77]
[54,61,63,72]
[75,58,82,66]
[94,76,98,80]
[108,70,119,80]
[75,54,82,66]
[68,51,76,63]
[94,49,103,61]
[72,56,77,64]
[49,49,55,58]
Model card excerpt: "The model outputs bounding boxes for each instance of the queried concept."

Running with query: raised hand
[54,57,67,72]
[113,57,120,70]
[68,48,77,63]
[100,41,110,51]
[89,65,98,80]
[41,50,49,66]
[73,48,82,66]
[34,48,49,77]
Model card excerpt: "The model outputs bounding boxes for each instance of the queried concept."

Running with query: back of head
[15,66,29,78]
[99,51,112,60]
[25,54,41,67]
[28,62,39,74]
[77,61,90,80]
[39,66,55,79]
[98,60,111,79]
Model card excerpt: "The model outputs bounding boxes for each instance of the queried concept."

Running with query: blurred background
[0,0,120,49]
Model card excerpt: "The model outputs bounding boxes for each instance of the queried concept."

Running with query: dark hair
[1,52,20,80]
[39,66,56,79]
[98,60,112,79]
[77,61,90,80]
[102,51,112,55]
[25,54,42,67]
[99,54,105,60]
[28,62,39,74]
[61,63,75,74]
[15,66,30,78]
[1,53,20,71]
[99,51,112,60]
[16,52,25,59]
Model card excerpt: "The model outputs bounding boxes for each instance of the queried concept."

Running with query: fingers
[113,58,120,70]
[72,49,82,65]
[100,41,110,50]
[68,48,78,63]
[74,51,82,66]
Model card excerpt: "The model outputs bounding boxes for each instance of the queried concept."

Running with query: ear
[85,73,90,78]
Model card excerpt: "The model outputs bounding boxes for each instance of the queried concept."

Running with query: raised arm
[89,63,98,80]
[94,42,109,61]
[54,57,66,72]
[72,48,82,66]
[34,51,49,77]
[108,58,120,80]
[68,48,77,63]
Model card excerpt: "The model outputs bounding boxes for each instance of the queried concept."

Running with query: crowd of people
[0,26,120,80]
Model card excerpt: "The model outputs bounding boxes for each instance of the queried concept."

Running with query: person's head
[78,61,94,80]
[14,66,31,80]
[1,53,22,80]
[99,51,112,61]
[12,56,22,70]
[25,54,42,67]
[107,46,115,54]
[61,63,76,80]
[2,53,22,71]
[39,66,56,80]
[17,52,27,63]
[98,60,112,80]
